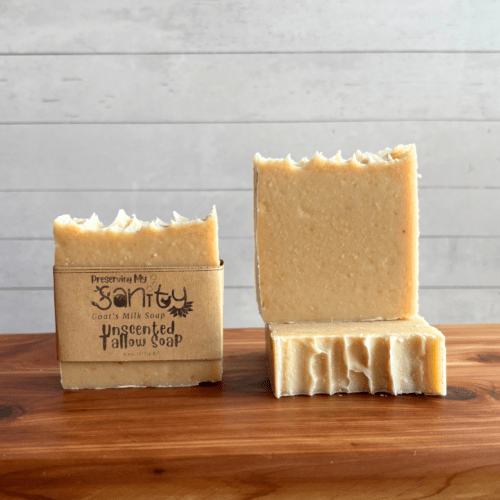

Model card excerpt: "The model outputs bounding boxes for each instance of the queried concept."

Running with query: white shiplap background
[1,1,499,332]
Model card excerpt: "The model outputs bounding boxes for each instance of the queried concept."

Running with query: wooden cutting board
[0,326,499,499]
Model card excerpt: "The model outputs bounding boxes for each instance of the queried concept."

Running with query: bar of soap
[266,317,446,398]
[254,145,419,323]
[54,207,222,390]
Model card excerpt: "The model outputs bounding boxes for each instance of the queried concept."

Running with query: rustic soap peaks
[109,209,134,230]
[254,144,415,171]
[54,206,219,267]
[55,213,104,231]
[171,211,189,225]
[55,207,218,234]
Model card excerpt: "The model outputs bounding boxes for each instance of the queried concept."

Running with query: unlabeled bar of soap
[254,145,419,323]
[266,317,446,398]
[54,207,222,389]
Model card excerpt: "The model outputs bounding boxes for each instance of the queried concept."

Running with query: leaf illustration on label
[91,285,112,310]
[168,288,193,317]
[168,302,193,318]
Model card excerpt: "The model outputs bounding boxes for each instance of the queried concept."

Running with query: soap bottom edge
[274,389,446,398]
[60,359,223,390]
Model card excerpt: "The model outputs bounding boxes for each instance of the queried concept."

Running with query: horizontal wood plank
[420,288,500,325]
[420,238,500,287]
[2,122,500,189]
[1,1,499,53]
[1,54,499,122]
[0,328,499,498]
[2,288,499,333]
[0,191,252,238]
[1,189,499,239]
[2,238,499,288]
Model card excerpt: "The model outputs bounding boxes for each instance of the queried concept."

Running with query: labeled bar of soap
[266,317,446,398]
[54,207,222,389]
[254,145,419,323]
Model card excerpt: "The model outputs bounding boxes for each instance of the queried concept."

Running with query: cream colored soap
[266,317,446,398]
[254,145,419,323]
[54,207,222,390]
[54,207,219,267]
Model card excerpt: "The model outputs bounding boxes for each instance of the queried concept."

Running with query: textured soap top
[54,206,219,267]
[254,144,415,170]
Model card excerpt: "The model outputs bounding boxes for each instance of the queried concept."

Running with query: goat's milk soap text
[53,208,223,389]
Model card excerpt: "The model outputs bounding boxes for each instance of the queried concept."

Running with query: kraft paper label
[54,264,224,362]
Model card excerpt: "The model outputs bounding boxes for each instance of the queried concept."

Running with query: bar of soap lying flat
[266,316,446,398]
[54,207,221,390]
[254,145,419,323]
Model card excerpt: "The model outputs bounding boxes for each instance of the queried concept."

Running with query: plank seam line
[1,286,500,291]
[0,236,257,241]
[0,188,253,193]
[1,186,499,193]
[1,119,500,125]
[421,286,500,290]
[0,286,255,290]
[420,235,500,239]
[1,50,500,56]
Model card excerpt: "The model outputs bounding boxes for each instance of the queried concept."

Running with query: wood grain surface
[0,326,499,499]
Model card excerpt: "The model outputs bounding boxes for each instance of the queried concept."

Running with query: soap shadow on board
[222,351,274,398]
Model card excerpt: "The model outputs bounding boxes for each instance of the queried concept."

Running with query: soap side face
[60,360,222,390]
[254,146,419,323]
[266,316,446,398]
